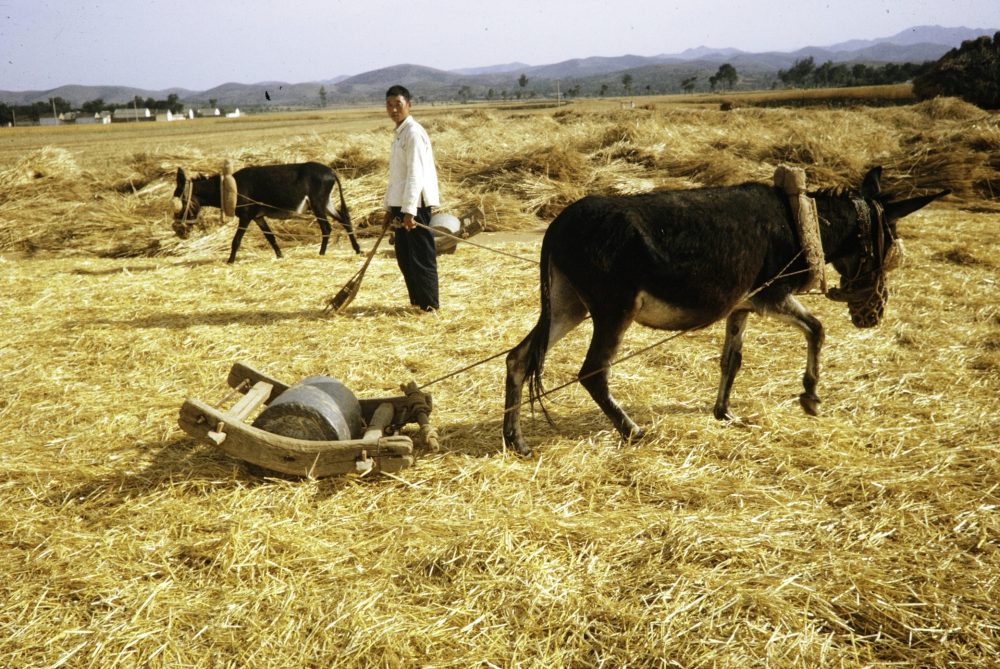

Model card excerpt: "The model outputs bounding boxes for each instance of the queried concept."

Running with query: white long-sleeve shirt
[384,115,440,216]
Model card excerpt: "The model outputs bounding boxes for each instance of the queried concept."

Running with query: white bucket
[429,212,461,236]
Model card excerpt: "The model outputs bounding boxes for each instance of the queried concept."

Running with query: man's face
[386,95,411,127]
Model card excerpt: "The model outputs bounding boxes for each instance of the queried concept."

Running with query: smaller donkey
[172,162,361,263]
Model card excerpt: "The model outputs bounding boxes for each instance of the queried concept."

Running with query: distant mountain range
[2,25,995,109]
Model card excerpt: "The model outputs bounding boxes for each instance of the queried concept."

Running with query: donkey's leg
[344,226,362,254]
[315,215,332,255]
[713,308,751,420]
[771,295,824,415]
[228,216,252,263]
[503,266,588,456]
[504,330,543,456]
[578,311,643,442]
[254,217,283,258]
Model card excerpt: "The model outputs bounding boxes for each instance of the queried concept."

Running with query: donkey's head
[171,168,202,238]
[827,167,949,328]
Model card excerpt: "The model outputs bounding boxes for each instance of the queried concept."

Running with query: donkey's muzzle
[828,273,887,328]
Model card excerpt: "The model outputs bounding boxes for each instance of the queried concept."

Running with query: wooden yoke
[775,164,826,294]
[220,159,238,220]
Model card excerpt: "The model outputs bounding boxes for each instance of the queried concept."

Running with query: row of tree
[502,59,922,101]
[778,57,932,88]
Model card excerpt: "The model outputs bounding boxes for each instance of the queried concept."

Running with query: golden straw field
[2,94,999,667]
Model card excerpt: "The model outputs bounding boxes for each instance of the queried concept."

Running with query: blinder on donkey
[503,166,949,456]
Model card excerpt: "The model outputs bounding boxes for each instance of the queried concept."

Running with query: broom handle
[354,216,393,276]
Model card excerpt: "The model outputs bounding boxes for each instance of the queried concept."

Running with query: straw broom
[325,217,394,313]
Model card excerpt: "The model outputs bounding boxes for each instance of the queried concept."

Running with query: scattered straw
[1,100,998,668]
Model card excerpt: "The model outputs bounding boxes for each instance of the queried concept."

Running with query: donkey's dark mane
[811,185,858,199]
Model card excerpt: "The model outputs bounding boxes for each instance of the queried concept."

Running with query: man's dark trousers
[391,206,439,310]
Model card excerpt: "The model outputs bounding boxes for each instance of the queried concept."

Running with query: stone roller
[252,375,365,442]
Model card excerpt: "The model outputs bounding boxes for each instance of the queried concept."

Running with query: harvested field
[1,95,998,667]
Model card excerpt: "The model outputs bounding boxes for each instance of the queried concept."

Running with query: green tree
[710,63,738,90]
[779,57,816,87]
[517,74,528,99]
[319,86,327,107]
[813,61,834,87]
[829,63,851,86]
[47,96,71,115]
[81,98,105,114]
[622,73,633,95]
[913,33,1000,109]
[681,76,697,93]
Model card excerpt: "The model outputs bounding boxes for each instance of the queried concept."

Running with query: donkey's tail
[337,175,352,228]
[329,172,361,253]
[326,174,351,226]
[525,239,553,420]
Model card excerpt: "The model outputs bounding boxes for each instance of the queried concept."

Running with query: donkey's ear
[861,166,883,198]
[884,190,951,221]
[176,167,186,186]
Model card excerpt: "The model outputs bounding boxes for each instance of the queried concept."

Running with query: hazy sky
[1,0,997,91]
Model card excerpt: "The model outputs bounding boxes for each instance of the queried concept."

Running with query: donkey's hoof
[504,435,533,458]
[714,406,736,421]
[624,426,646,443]
[799,393,821,416]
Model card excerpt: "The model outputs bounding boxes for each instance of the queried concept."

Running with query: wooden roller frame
[178,362,434,477]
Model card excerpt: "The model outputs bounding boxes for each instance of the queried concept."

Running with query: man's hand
[402,213,416,231]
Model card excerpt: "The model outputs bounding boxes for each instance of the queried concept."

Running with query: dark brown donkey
[503,167,949,456]
[172,162,360,263]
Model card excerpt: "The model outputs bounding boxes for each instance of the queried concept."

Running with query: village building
[112,107,153,122]
[155,109,194,122]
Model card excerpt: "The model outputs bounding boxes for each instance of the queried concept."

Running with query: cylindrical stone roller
[252,376,364,441]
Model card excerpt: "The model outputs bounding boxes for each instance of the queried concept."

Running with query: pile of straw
[1,98,997,667]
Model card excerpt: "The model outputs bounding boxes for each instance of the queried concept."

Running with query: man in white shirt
[383,85,441,312]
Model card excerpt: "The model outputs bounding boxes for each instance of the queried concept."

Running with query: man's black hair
[385,85,412,101]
